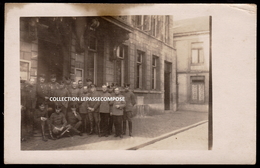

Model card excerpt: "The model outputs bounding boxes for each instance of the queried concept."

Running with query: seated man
[67,104,83,136]
[33,102,49,141]
[49,105,70,139]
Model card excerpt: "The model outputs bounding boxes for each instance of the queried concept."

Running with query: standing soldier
[87,84,101,136]
[111,87,126,138]
[47,74,60,116]
[25,78,37,136]
[36,74,49,111]
[107,84,115,135]
[21,78,27,141]
[79,86,89,133]
[86,78,93,93]
[54,81,69,117]
[64,76,72,91]
[122,83,136,137]
[78,80,84,96]
[99,85,111,137]
[68,81,80,109]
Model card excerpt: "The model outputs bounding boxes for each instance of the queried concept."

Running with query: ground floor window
[20,60,30,81]
[86,51,97,84]
[190,76,205,103]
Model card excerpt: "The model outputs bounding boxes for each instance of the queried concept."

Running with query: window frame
[191,42,204,65]
[20,59,31,81]
[74,68,84,84]
[136,50,145,89]
[190,76,205,104]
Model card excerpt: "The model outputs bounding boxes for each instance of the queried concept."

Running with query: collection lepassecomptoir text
[49,97,125,102]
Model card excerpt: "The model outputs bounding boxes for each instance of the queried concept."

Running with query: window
[151,16,156,36]
[87,51,96,84]
[116,45,128,86]
[89,36,97,51]
[191,42,204,64]
[165,15,170,44]
[143,15,150,32]
[190,76,205,103]
[136,51,145,89]
[135,15,143,29]
[152,56,159,89]
[20,60,30,81]
[75,68,84,83]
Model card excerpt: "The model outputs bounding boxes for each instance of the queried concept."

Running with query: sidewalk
[21,110,208,150]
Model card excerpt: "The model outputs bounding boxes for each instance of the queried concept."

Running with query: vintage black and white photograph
[5,3,256,164]
[19,15,211,150]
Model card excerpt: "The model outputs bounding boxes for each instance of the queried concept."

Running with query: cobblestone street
[21,110,208,150]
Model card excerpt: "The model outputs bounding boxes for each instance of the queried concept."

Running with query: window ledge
[133,89,162,94]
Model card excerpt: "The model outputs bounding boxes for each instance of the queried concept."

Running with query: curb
[126,120,208,150]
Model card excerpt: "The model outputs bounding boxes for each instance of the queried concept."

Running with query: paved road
[138,122,208,150]
[21,111,208,150]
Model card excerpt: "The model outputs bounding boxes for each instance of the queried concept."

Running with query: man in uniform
[86,78,93,93]
[67,104,83,136]
[68,81,80,110]
[79,86,89,133]
[54,81,69,117]
[99,85,111,137]
[111,87,126,138]
[87,84,101,135]
[64,76,72,91]
[78,80,84,96]
[36,74,49,110]
[122,83,136,137]
[49,105,69,139]
[34,102,49,141]
[47,74,60,115]
[24,78,37,136]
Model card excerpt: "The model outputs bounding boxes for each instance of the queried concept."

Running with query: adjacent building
[20,15,177,115]
[173,16,210,112]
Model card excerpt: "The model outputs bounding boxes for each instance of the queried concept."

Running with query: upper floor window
[165,15,170,44]
[151,56,159,90]
[191,42,204,64]
[116,45,128,86]
[136,51,145,89]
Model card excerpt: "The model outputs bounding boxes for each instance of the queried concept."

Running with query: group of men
[21,73,136,142]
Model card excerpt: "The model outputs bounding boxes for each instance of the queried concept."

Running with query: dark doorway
[38,40,63,82]
[164,62,172,110]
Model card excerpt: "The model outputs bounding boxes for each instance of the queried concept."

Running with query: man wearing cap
[107,84,115,135]
[47,74,60,115]
[78,80,84,97]
[111,87,126,138]
[68,81,80,110]
[34,102,49,141]
[87,84,101,135]
[122,83,136,136]
[24,78,37,136]
[99,84,111,137]
[64,76,72,91]
[54,81,69,117]
[67,104,83,136]
[79,86,90,133]
[49,105,68,139]
[36,74,49,108]
[86,78,93,94]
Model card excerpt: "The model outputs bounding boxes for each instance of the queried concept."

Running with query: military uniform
[86,90,101,135]
[99,91,111,136]
[67,110,82,136]
[36,82,49,107]
[54,87,69,116]
[79,92,90,133]
[49,112,68,138]
[34,107,49,141]
[122,89,136,136]
[111,94,126,137]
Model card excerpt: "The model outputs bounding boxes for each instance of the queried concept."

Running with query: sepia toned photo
[5,3,256,164]
[19,15,211,151]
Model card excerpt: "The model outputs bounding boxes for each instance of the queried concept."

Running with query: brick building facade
[20,16,177,115]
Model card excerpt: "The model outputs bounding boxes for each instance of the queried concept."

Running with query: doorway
[164,62,172,110]
[38,40,63,82]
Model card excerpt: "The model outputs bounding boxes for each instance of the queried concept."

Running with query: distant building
[20,16,177,115]
[173,16,210,112]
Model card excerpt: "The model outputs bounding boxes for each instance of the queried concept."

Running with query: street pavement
[139,122,208,150]
[21,110,208,150]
